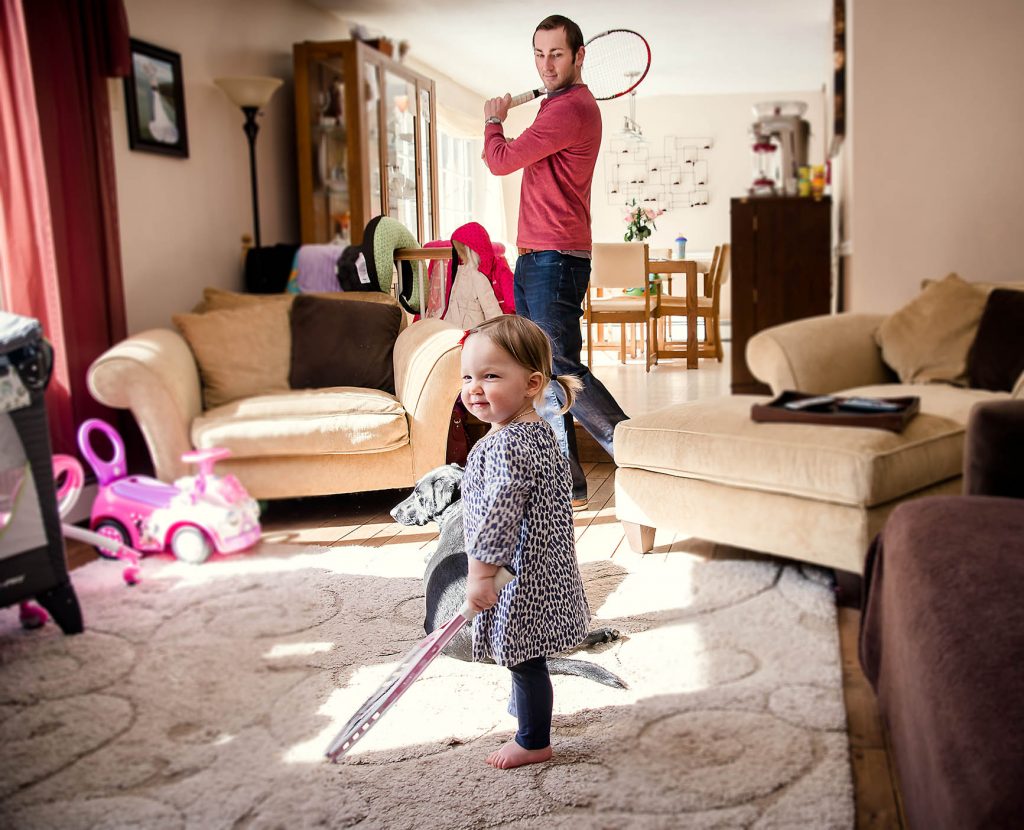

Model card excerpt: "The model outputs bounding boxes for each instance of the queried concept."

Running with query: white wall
[591,91,826,255]
[847,0,1024,313]
[115,0,352,332]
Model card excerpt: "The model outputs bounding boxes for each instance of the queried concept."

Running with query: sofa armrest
[746,312,893,394]
[964,400,1024,498]
[86,329,202,482]
[392,318,463,479]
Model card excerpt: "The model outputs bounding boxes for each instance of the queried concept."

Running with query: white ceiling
[310,0,832,98]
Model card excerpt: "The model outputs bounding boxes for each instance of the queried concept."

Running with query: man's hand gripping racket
[325,567,515,761]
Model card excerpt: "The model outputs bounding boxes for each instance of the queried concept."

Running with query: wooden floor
[65,340,903,827]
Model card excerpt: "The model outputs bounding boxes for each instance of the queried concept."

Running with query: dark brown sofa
[859,400,1024,829]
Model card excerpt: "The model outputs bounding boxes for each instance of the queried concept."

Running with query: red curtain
[1,0,130,457]
[0,0,70,446]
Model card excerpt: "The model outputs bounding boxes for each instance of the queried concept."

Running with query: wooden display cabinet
[730,196,832,394]
[293,40,439,246]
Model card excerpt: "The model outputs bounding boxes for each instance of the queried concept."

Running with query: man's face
[533,27,583,92]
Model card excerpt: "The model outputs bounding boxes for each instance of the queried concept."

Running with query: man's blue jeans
[514,251,629,500]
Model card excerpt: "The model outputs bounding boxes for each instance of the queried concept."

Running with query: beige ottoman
[614,396,966,574]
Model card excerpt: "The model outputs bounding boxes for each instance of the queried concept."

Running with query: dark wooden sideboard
[730,196,832,394]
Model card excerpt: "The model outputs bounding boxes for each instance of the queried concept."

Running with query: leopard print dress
[462,420,591,667]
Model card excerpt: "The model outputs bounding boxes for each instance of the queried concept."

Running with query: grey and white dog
[391,463,625,688]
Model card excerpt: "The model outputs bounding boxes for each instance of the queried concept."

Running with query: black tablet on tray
[751,390,921,432]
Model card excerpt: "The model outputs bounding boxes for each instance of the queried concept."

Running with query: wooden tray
[750,390,921,432]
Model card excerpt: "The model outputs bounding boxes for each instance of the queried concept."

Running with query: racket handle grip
[461,567,515,620]
[508,88,543,108]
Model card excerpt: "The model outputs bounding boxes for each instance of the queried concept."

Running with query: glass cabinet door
[309,57,350,243]
[296,41,437,246]
[419,87,434,243]
[385,71,419,238]
[364,61,383,222]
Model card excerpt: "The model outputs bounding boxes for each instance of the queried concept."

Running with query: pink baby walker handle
[51,454,84,519]
[77,419,127,486]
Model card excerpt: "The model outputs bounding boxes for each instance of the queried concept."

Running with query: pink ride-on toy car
[78,419,261,564]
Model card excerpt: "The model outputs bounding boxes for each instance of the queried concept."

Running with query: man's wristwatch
[485,115,502,126]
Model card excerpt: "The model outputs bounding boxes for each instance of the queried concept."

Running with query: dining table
[648,254,714,369]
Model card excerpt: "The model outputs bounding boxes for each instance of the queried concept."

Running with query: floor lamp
[213,76,283,248]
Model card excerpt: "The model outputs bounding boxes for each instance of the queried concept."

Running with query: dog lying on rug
[391,464,626,689]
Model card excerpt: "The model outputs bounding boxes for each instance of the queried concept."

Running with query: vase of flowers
[623,199,664,242]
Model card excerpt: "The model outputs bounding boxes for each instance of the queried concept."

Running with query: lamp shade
[214,76,283,108]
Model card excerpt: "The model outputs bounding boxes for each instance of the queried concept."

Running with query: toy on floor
[52,453,142,586]
[77,419,261,565]
[17,600,49,629]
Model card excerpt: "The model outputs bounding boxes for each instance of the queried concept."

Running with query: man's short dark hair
[534,15,584,56]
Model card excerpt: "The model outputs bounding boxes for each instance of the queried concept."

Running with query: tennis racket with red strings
[508,28,651,108]
[325,567,514,761]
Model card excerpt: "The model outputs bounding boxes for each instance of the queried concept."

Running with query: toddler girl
[460,314,591,770]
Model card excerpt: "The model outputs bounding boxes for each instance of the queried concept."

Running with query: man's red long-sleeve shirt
[484,84,601,252]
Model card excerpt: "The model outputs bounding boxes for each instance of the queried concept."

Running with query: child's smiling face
[460,334,543,427]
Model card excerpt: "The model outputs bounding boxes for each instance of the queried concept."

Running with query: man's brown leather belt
[517,247,540,256]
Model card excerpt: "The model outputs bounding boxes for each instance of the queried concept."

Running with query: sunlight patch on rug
[0,541,854,829]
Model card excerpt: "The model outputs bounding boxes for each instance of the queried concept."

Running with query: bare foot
[485,739,552,769]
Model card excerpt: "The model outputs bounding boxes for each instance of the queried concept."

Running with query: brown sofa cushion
[173,302,291,409]
[859,495,1024,829]
[288,294,403,394]
[967,289,1024,392]
[875,273,988,386]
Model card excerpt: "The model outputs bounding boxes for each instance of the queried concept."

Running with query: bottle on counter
[798,166,811,197]
[811,165,826,198]
[674,235,687,259]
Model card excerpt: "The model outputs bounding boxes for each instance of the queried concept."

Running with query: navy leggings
[508,656,553,750]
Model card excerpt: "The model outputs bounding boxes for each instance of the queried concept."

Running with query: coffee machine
[749,101,810,196]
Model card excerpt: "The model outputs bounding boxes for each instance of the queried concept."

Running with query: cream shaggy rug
[0,537,854,829]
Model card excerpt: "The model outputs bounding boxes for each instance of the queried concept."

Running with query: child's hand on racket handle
[463,567,516,619]
[467,573,499,613]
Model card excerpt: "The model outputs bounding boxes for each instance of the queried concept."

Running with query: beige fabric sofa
[87,306,462,501]
[614,277,1023,574]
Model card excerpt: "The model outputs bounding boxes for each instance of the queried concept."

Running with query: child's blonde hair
[464,315,582,414]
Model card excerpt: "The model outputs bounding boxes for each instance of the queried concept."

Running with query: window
[438,130,478,238]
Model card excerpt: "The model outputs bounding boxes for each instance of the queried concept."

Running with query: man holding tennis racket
[483,14,631,508]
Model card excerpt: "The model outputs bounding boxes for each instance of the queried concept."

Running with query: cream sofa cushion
[875,273,987,386]
[173,302,291,409]
[614,396,964,508]
[191,387,408,458]
[837,383,1012,424]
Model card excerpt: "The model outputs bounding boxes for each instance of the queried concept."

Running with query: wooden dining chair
[585,243,660,372]
[652,243,730,362]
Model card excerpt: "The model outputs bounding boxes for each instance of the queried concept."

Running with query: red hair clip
[458,328,473,346]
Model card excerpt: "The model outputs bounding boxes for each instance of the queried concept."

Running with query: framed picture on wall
[124,39,189,158]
